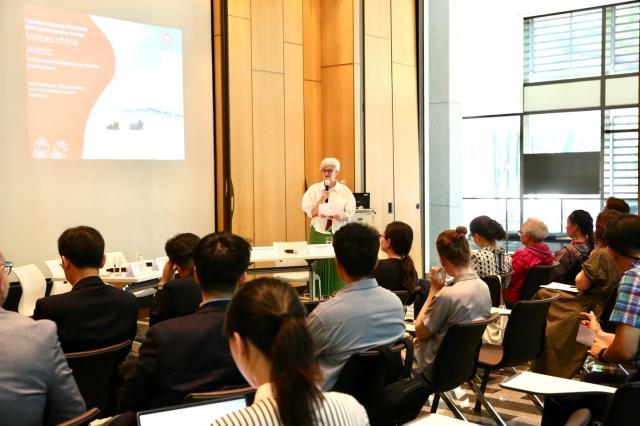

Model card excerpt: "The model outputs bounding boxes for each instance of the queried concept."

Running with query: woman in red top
[504,217,554,305]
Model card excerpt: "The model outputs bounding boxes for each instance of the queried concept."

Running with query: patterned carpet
[415,366,542,425]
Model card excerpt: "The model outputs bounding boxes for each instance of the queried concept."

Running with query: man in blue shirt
[307,223,406,390]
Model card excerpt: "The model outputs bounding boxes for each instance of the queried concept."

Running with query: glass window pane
[506,198,521,233]
[524,110,601,154]
[523,199,562,233]
[461,199,507,232]
[561,199,602,229]
[605,3,640,75]
[604,108,639,201]
[462,116,520,198]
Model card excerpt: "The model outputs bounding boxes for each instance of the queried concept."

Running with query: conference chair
[303,299,321,315]
[600,381,640,426]
[520,264,555,301]
[44,259,72,295]
[426,313,499,422]
[332,337,413,425]
[4,282,22,311]
[12,264,47,316]
[184,385,256,405]
[480,275,502,307]
[413,278,431,319]
[392,290,414,306]
[65,340,133,416]
[472,297,557,425]
[54,407,100,426]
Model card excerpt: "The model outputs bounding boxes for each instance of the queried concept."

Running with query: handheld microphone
[324,179,330,203]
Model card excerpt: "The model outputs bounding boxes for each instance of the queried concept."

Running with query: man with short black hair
[149,233,201,325]
[33,226,138,352]
[307,222,405,390]
[0,248,86,424]
[121,232,250,411]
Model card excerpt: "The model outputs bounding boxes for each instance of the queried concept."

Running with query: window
[605,2,640,74]
[524,110,601,154]
[524,9,602,83]
[604,108,639,200]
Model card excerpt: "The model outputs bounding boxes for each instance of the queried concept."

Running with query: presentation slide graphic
[25,4,185,160]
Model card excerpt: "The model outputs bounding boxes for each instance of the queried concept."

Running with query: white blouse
[301,181,356,234]
[210,382,370,426]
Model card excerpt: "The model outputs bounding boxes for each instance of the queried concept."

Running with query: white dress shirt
[301,181,356,234]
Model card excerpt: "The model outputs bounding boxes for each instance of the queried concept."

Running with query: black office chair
[601,381,640,425]
[481,275,502,307]
[413,278,430,319]
[65,340,132,416]
[332,337,413,426]
[54,407,100,426]
[392,290,413,306]
[520,264,555,301]
[472,297,558,425]
[303,300,321,315]
[185,385,256,405]
[427,313,499,421]
[3,282,22,311]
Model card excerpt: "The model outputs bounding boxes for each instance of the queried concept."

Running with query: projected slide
[24,5,184,160]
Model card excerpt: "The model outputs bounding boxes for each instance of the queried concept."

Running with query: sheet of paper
[576,323,596,346]
[541,282,579,293]
[318,202,340,217]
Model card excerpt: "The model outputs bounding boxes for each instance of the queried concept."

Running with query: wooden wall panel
[364,0,391,39]
[213,0,221,36]
[284,43,306,241]
[228,17,255,240]
[304,80,323,188]
[364,34,394,234]
[284,0,303,44]
[214,35,224,230]
[392,63,422,273]
[251,0,284,73]
[303,0,322,81]
[321,0,353,66]
[228,0,250,18]
[252,71,287,246]
[391,0,416,66]
[322,64,355,188]
[353,62,362,192]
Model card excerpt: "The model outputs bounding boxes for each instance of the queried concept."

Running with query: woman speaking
[301,157,356,295]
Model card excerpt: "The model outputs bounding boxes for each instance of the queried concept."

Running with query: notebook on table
[137,397,246,426]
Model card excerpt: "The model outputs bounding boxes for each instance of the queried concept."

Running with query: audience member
[0,249,86,424]
[532,209,622,377]
[542,214,640,425]
[121,232,249,411]
[149,233,202,326]
[468,215,512,278]
[212,278,369,426]
[414,226,491,379]
[604,196,630,214]
[504,218,553,306]
[548,210,594,284]
[373,221,418,292]
[307,223,405,390]
[33,226,138,352]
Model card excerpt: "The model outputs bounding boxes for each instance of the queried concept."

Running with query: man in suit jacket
[33,226,138,352]
[0,249,86,424]
[121,232,251,411]
[149,233,202,326]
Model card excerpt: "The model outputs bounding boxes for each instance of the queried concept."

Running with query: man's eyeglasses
[321,168,335,174]
[2,260,12,275]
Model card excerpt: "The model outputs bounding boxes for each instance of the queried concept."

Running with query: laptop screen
[137,397,246,426]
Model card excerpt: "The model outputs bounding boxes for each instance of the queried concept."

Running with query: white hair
[319,157,340,173]
[521,217,549,242]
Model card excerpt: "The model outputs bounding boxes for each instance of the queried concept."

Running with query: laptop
[137,396,247,426]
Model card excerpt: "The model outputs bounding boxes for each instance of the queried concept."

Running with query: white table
[501,371,616,395]
[50,267,161,287]
[248,244,335,300]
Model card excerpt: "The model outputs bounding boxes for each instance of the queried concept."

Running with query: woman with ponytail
[211,278,369,426]
[469,215,512,278]
[549,209,594,284]
[414,226,492,380]
[374,221,418,292]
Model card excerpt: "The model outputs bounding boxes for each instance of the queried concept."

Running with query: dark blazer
[149,276,202,326]
[33,276,138,353]
[121,300,246,411]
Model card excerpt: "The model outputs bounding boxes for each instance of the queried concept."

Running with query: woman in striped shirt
[211,278,369,426]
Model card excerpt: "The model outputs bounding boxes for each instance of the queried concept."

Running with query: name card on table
[127,261,147,278]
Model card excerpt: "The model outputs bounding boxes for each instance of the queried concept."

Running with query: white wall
[0,0,215,268]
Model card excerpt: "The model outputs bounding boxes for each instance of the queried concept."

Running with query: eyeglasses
[2,260,12,275]
[320,168,335,174]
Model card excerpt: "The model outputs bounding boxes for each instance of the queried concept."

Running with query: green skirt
[309,225,345,296]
